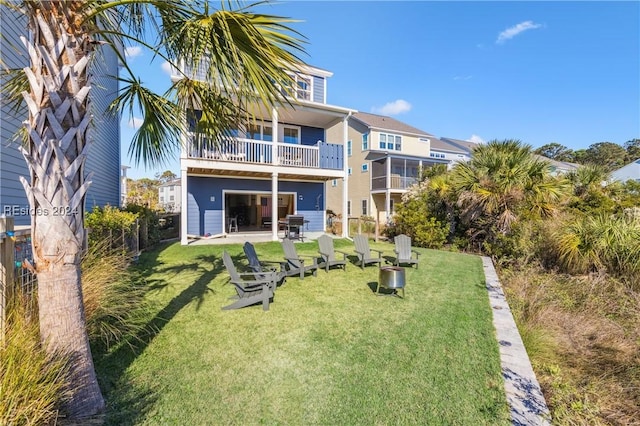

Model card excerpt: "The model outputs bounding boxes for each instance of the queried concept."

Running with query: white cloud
[125,46,143,59]
[371,99,412,116]
[496,21,542,44]
[467,135,486,144]
[128,117,144,129]
[161,61,174,76]
[453,75,472,81]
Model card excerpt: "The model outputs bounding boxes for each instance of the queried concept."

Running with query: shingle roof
[430,138,468,154]
[440,137,480,153]
[352,112,434,137]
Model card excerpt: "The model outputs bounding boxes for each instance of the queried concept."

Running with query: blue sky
[121,0,640,179]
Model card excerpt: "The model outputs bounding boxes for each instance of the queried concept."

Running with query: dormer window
[285,72,312,101]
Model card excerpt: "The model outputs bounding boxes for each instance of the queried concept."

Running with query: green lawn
[95,239,509,425]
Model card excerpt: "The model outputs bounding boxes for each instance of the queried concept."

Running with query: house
[0,8,122,226]
[175,63,355,243]
[611,159,640,183]
[158,179,182,212]
[430,137,473,168]
[533,155,580,176]
[325,112,448,225]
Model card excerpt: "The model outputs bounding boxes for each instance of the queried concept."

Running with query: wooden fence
[1,216,37,340]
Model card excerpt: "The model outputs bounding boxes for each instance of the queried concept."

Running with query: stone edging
[482,256,552,425]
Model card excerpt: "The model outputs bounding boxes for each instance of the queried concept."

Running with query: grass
[95,239,509,425]
[501,266,640,425]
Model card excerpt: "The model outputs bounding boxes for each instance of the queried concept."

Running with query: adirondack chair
[393,234,420,268]
[353,234,384,269]
[317,235,348,272]
[243,242,287,286]
[221,251,275,311]
[280,239,319,279]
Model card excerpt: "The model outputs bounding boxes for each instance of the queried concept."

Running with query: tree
[0,0,305,418]
[127,177,162,210]
[534,142,575,162]
[452,139,565,246]
[582,142,627,171]
[156,170,178,184]
[624,138,640,161]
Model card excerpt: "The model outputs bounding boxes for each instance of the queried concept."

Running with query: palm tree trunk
[19,2,104,417]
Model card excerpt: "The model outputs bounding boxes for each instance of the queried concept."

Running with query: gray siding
[0,7,120,225]
[313,75,325,103]
[84,45,121,209]
[0,10,30,225]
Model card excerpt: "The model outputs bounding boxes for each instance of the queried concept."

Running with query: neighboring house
[158,179,182,212]
[430,138,472,168]
[325,112,448,225]
[175,63,355,243]
[0,8,121,226]
[533,155,580,176]
[611,159,640,183]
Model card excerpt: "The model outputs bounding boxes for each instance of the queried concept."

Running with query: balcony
[371,157,422,191]
[371,175,418,191]
[186,134,343,171]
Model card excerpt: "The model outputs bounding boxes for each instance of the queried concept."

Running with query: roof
[430,138,469,154]
[440,137,480,153]
[351,112,434,137]
[532,155,580,171]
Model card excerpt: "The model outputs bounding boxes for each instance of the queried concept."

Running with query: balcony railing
[186,134,343,170]
[371,175,418,191]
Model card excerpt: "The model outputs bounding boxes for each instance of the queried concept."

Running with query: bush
[386,192,448,249]
[82,239,150,350]
[0,297,69,425]
[86,205,138,252]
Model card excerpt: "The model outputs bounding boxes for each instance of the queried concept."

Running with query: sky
[120,0,640,179]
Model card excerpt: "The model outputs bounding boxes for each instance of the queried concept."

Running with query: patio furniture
[317,235,348,272]
[221,251,275,311]
[393,234,420,268]
[353,234,384,269]
[243,242,287,286]
[280,239,319,279]
[283,215,305,242]
[377,266,406,298]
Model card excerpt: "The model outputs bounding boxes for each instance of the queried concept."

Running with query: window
[347,200,351,216]
[169,195,175,201]
[361,163,369,172]
[347,140,352,157]
[362,133,369,150]
[331,179,337,187]
[348,167,352,175]
[430,152,445,159]
[285,72,312,101]
[169,186,174,191]
[236,122,273,141]
[283,127,300,144]
[379,133,402,151]
[361,199,368,216]
[160,196,164,202]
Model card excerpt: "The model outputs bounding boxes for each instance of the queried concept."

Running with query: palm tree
[452,139,565,245]
[0,0,305,418]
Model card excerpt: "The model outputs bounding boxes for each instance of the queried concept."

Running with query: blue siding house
[174,64,354,243]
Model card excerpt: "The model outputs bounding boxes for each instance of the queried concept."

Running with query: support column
[271,172,279,241]
[180,169,188,245]
[385,190,391,222]
[272,107,279,166]
[342,114,351,238]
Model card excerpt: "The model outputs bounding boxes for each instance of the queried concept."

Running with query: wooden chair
[243,242,287,286]
[280,239,319,279]
[317,235,348,272]
[393,234,420,268]
[221,251,275,311]
[353,234,384,269]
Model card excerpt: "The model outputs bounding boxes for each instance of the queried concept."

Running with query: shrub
[86,205,138,252]
[82,239,150,350]
[0,297,69,425]
[387,190,448,248]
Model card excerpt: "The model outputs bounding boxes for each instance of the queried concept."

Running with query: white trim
[279,124,302,144]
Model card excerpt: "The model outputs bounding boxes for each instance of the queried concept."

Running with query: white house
[611,159,640,183]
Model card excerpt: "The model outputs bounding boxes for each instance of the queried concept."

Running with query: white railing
[187,135,321,169]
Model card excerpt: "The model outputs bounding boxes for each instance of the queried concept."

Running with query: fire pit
[377,266,406,298]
